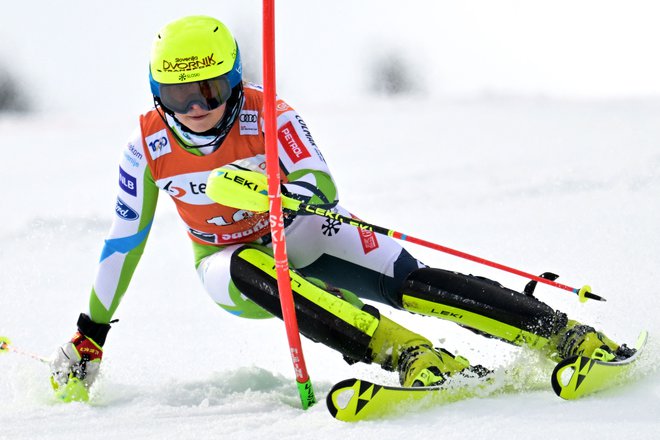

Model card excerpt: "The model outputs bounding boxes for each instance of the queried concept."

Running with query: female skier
[51,15,634,399]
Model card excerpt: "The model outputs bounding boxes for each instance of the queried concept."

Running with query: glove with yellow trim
[50,313,112,402]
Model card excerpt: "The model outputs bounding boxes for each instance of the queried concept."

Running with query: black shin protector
[399,268,567,349]
[229,246,380,363]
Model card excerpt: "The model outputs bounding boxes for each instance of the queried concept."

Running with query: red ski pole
[206,168,605,305]
[262,0,316,409]
[298,204,605,303]
[0,336,50,363]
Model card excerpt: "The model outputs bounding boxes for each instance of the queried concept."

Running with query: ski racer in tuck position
[51,15,636,398]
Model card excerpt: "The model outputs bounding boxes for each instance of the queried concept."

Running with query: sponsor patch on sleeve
[278,121,311,163]
[119,166,137,196]
[115,197,140,221]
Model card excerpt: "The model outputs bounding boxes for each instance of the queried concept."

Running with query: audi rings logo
[239,110,259,136]
[240,113,257,123]
[145,129,172,160]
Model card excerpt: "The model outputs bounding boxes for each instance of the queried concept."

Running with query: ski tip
[0,336,11,353]
[326,378,360,420]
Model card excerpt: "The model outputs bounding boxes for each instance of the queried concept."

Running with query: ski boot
[555,320,636,362]
[368,315,490,387]
[398,345,475,387]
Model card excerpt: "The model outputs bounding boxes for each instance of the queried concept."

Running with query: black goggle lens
[159,76,232,114]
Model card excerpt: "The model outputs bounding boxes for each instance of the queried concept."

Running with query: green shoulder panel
[286,169,337,206]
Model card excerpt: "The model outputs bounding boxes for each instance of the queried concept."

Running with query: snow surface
[1,96,659,439]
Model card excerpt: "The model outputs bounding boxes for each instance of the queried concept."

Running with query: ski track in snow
[1,97,660,439]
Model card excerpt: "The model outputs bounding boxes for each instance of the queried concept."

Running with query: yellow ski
[326,376,492,422]
[327,331,648,422]
[551,330,648,400]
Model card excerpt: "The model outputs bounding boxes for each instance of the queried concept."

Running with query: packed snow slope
[1,96,659,439]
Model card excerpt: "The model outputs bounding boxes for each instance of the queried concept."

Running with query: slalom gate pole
[262,0,316,409]
[297,204,605,303]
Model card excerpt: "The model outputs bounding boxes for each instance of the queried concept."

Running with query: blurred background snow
[3,0,660,117]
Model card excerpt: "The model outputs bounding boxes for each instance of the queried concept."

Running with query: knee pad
[230,245,380,362]
[399,268,567,348]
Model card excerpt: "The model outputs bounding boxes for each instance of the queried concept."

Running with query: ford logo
[115,198,139,221]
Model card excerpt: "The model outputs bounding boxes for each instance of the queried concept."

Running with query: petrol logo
[278,121,311,163]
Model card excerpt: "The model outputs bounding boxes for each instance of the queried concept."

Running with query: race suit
[89,83,422,324]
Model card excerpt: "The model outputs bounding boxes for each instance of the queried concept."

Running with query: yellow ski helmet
[149,15,242,114]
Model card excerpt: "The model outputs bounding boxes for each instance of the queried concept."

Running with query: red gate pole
[262,0,316,409]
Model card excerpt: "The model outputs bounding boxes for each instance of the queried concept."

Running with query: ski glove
[50,313,112,402]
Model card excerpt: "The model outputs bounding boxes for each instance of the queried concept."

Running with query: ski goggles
[158,75,232,114]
